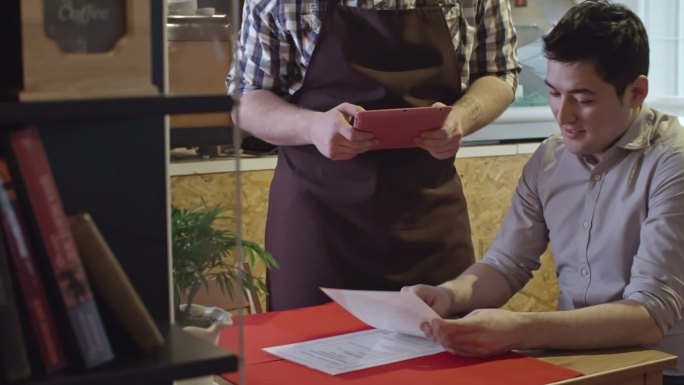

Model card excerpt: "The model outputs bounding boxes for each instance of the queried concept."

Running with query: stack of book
[0,125,164,382]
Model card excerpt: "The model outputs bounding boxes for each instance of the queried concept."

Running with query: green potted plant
[171,203,277,326]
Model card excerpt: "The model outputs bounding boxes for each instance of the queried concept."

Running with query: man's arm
[417,0,519,158]
[520,301,662,350]
[413,264,662,357]
[449,76,515,136]
[234,90,377,160]
[425,300,662,358]
[227,1,377,160]
[449,0,520,136]
[233,89,327,146]
[436,262,514,316]
[417,76,514,159]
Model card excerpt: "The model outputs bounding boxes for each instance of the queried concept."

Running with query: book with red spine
[7,124,114,369]
[0,156,67,374]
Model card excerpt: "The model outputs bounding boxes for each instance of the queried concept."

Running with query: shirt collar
[615,102,656,151]
[577,103,654,165]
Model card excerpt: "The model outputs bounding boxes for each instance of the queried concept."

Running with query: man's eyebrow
[544,80,597,95]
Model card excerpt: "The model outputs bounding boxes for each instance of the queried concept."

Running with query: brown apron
[265,1,474,310]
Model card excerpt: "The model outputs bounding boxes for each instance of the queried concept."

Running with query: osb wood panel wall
[459,155,559,312]
[171,169,273,307]
[170,154,559,312]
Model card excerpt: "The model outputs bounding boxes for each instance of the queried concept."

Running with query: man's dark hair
[543,0,649,98]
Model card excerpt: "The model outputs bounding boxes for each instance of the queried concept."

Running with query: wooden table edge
[540,350,677,385]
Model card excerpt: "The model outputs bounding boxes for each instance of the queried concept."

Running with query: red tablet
[352,106,451,150]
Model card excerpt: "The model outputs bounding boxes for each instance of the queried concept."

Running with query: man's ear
[628,75,649,108]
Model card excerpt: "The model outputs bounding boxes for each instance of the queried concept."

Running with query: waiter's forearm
[231,89,321,146]
[452,76,515,136]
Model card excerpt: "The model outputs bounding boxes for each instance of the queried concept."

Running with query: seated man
[404,1,684,384]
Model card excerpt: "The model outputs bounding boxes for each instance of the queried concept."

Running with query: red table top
[219,302,582,385]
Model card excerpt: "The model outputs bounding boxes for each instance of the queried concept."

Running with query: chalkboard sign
[43,0,126,53]
[20,0,158,101]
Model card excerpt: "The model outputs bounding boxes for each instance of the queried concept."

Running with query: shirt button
[593,174,602,181]
[580,268,589,276]
[583,221,589,229]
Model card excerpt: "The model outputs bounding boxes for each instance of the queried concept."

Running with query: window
[510,0,684,117]
[626,0,684,116]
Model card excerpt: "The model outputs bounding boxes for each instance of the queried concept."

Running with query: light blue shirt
[481,105,684,375]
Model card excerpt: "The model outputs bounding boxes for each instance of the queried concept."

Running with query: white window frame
[482,0,683,142]
[625,0,684,116]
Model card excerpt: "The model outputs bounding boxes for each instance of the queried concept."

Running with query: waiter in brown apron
[229,0,519,311]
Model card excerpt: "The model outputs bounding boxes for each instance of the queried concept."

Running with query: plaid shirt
[227,0,520,99]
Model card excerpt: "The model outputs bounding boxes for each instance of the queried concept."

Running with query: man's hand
[309,103,378,160]
[401,284,455,317]
[422,308,527,358]
[415,102,464,159]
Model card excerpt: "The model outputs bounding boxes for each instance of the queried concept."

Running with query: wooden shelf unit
[2,1,238,384]
[18,326,238,385]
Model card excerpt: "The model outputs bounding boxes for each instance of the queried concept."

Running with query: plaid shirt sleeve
[227,0,296,97]
[470,0,520,92]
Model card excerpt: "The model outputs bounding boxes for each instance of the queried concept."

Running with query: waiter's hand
[416,102,463,159]
[310,103,378,160]
[420,308,524,358]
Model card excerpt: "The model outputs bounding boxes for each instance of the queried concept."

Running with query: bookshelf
[16,327,236,385]
[1,1,238,384]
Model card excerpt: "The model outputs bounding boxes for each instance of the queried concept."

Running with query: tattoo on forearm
[459,96,484,127]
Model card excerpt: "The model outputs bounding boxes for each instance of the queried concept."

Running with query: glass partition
[167,0,234,158]
[166,2,258,385]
